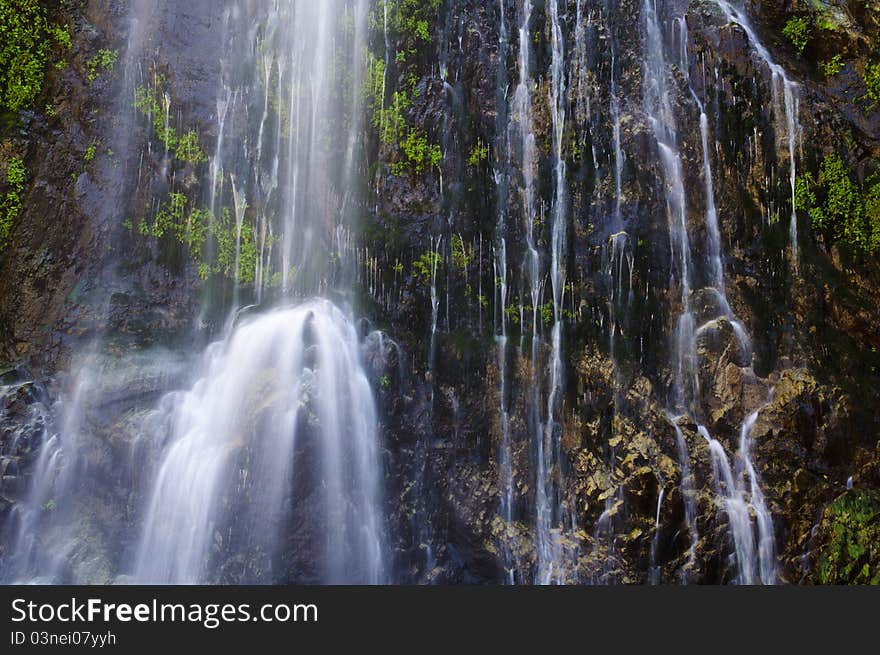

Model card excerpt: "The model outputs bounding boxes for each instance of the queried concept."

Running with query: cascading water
[503,0,580,585]
[643,0,696,415]
[134,302,386,584]
[130,0,384,584]
[0,0,835,588]
[0,0,180,584]
[1,367,87,583]
[710,1,801,272]
[509,0,546,584]
[535,0,575,586]
[645,2,779,583]
[699,402,777,585]
[492,0,518,584]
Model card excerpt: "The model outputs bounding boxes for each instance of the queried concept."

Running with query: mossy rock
[815,490,880,584]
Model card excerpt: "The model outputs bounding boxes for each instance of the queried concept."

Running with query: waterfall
[710,1,801,272]
[1,366,89,583]
[0,0,176,584]
[609,36,623,223]
[511,0,544,583]
[493,0,518,584]
[512,0,541,339]
[643,0,695,415]
[535,0,574,586]
[0,0,824,588]
[671,419,699,580]
[128,0,384,584]
[645,3,777,583]
[699,402,777,584]
[134,302,386,584]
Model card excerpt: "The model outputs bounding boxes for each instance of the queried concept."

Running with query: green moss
[412,250,442,282]
[214,207,258,284]
[816,491,880,585]
[0,1,50,112]
[371,0,440,46]
[83,139,99,163]
[820,55,844,78]
[392,129,441,176]
[86,48,118,82]
[862,62,880,110]
[139,192,257,284]
[365,7,442,178]
[134,78,207,164]
[414,19,430,42]
[1,156,25,248]
[49,23,71,51]
[467,139,489,167]
[795,154,880,252]
[866,181,880,252]
[782,17,811,54]
[451,234,470,271]
[174,130,207,164]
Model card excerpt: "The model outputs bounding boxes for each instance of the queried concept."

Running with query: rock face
[355,0,880,585]
[1,0,879,584]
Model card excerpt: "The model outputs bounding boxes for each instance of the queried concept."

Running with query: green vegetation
[451,234,470,271]
[365,55,441,176]
[379,374,391,389]
[782,17,811,54]
[0,1,50,112]
[1,156,25,248]
[49,23,71,51]
[84,139,99,163]
[371,0,440,45]
[412,250,442,282]
[820,55,844,78]
[134,78,207,164]
[366,57,410,145]
[817,491,880,585]
[392,129,441,176]
[862,62,880,110]
[364,3,443,179]
[86,48,118,82]
[41,499,56,512]
[0,3,74,112]
[174,130,205,165]
[467,139,489,167]
[138,191,258,283]
[796,154,880,253]
[414,19,430,42]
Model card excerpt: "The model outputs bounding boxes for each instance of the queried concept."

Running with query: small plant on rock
[86,48,118,82]
[1,157,26,249]
[782,16,811,55]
